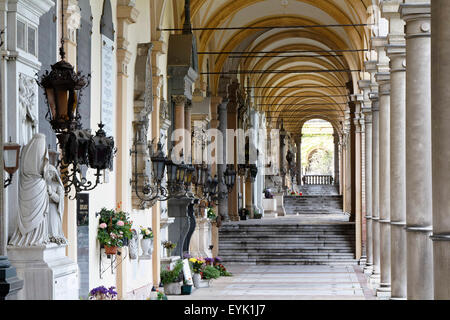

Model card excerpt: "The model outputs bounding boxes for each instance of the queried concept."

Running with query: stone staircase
[284,195,344,215]
[219,221,356,265]
[297,184,340,196]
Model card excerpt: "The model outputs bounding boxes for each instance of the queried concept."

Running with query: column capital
[173,95,187,106]
[399,3,431,39]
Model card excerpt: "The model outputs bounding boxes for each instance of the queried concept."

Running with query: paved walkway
[170,264,376,300]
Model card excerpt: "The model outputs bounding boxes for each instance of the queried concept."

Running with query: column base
[363,264,373,275]
[359,256,367,266]
[376,284,391,299]
[369,273,380,288]
[390,297,407,301]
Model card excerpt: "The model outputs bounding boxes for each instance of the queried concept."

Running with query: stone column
[387,40,407,301]
[376,72,391,298]
[352,95,363,261]
[184,101,192,163]
[362,104,373,275]
[333,132,340,188]
[295,136,302,186]
[431,0,450,300]
[116,1,139,299]
[400,1,434,300]
[218,100,229,222]
[173,95,187,160]
[370,94,381,286]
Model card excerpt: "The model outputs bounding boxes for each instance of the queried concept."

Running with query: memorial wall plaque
[101,35,115,137]
[77,193,89,226]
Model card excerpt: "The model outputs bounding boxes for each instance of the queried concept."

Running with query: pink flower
[117,221,125,227]
[99,223,107,229]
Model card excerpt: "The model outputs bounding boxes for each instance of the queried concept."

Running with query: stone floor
[170,264,376,300]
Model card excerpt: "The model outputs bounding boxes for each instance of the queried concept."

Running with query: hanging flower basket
[104,245,118,255]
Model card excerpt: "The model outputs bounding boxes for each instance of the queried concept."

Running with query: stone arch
[100,0,114,41]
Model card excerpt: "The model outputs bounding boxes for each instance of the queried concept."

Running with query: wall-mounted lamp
[3,138,21,188]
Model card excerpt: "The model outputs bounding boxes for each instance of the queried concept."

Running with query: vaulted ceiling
[176,0,373,136]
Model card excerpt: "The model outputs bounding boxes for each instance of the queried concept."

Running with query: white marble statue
[45,165,66,245]
[9,133,50,247]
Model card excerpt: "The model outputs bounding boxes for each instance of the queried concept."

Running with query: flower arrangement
[89,286,118,300]
[140,226,153,239]
[290,191,303,196]
[189,257,205,274]
[206,207,217,221]
[97,204,133,252]
[163,240,177,250]
[205,257,214,266]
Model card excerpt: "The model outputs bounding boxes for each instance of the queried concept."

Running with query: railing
[302,175,334,185]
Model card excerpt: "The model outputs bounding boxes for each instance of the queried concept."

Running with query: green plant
[207,207,217,221]
[160,260,184,285]
[202,265,220,280]
[96,206,133,248]
[157,291,168,300]
[215,264,232,277]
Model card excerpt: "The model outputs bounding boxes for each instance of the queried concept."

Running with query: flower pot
[141,238,153,256]
[181,285,192,295]
[104,245,118,255]
[163,282,181,295]
[193,273,202,288]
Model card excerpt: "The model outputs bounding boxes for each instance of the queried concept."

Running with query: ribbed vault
[173,0,372,137]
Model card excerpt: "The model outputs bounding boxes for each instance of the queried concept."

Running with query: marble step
[221,259,358,266]
[219,247,354,254]
[219,240,355,246]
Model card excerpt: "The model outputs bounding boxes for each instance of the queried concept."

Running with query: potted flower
[160,260,184,295]
[206,207,217,222]
[189,257,205,288]
[97,205,133,255]
[88,286,118,300]
[140,226,154,257]
[163,240,177,257]
[239,208,249,221]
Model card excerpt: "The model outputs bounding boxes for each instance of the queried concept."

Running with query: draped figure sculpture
[45,165,66,245]
[9,134,50,246]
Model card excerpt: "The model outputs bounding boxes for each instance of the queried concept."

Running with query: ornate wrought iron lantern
[248,164,258,183]
[3,138,21,188]
[224,165,237,192]
[37,0,115,199]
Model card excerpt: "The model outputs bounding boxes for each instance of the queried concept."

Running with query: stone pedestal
[273,193,286,217]
[262,199,278,219]
[7,244,79,300]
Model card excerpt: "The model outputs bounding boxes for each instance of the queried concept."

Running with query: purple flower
[183,253,192,259]
[214,256,222,263]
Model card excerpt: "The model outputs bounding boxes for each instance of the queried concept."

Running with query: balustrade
[302,175,334,185]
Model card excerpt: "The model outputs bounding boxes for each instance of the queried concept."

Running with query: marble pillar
[333,132,340,188]
[431,0,450,300]
[370,94,381,286]
[376,74,391,297]
[400,2,434,300]
[362,106,373,274]
[387,45,407,300]
[218,100,229,222]
[352,97,363,261]
[295,136,302,186]
[173,95,187,159]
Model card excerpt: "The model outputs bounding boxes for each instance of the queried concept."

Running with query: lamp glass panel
[4,149,18,168]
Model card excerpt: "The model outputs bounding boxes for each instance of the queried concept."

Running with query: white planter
[140,238,153,257]
[164,282,182,295]
[193,273,202,288]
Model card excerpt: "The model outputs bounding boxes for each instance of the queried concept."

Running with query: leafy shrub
[160,260,184,285]
[202,265,220,280]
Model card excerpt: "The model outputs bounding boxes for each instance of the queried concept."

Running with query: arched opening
[300,119,336,187]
